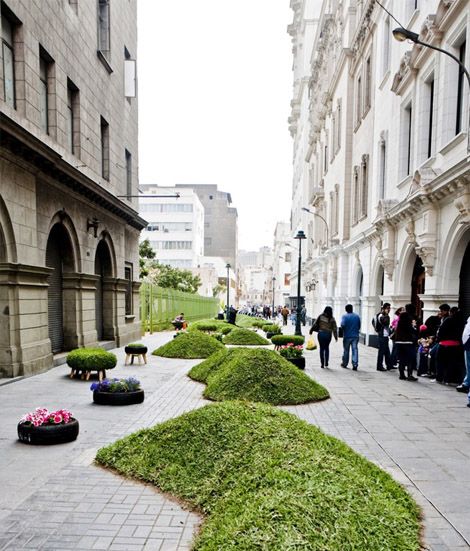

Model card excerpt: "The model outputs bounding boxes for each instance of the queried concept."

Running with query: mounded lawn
[188,319,233,334]
[152,331,224,359]
[96,401,421,551]
[223,327,269,346]
[189,348,329,405]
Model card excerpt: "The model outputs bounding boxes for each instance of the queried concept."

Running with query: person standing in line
[310,306,338,368]
[300,305,307,326]
[392,311,418,381]
[375,303,394,371]
[457,315,470,393]
[340,304,361,370]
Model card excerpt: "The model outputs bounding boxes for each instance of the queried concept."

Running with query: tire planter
[124,345,148,356]
[286,357,306,370]
[17,419,79,445]
[93,389,145,406]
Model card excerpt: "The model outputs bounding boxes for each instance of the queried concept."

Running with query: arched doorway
[95,239,114,341]
[459,241,470,318]
[411,255,425,322]
[45,224,75,353]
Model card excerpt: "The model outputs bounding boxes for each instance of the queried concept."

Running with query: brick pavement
[0,328,469,550]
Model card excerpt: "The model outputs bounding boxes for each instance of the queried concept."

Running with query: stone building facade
[289,0,470,344]
[0,0,145,377]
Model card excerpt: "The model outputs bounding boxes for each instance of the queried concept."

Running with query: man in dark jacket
[375,303,394,371]
[340,304,361,370]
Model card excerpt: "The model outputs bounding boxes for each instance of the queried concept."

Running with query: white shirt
[463,316,470,345]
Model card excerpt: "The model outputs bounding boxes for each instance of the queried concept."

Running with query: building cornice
[0,113,147,231]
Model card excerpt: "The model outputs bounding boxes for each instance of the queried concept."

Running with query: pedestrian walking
[457,315,470,393]
[373,303,394,371]
[281,306,289,326]
[300,305,307,326]
[310,306,338,368]
[340,304,360,370]
[391,311,418,381]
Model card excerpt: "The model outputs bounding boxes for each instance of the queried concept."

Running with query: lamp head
[295,230,306,240]
[301,207,312,213]
[392,27,419,43]
[226,263,231,269]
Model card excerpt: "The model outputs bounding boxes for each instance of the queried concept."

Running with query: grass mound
[271,334,304,346]
[97,401,421,551]
[152,331,224,359]
[202,348,328,404]
[188,348,233,382]
[223,327,269,345]
[188,319,233,334]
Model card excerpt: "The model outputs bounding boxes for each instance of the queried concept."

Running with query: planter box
[93,389,145,406]
[17,419,79,445]
[286,357,306,370]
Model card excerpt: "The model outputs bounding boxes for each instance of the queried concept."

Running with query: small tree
[139,239,157,279]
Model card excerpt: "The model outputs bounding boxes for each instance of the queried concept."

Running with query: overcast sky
[137,1,293,251]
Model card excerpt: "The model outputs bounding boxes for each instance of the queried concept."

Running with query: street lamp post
[294,230,306,336]
[272,275,276,319]
[301,207,329,248]
[226,263,231,321]
[392,27,470,153]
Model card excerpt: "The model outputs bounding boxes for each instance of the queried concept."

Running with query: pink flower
[53,414,63,424]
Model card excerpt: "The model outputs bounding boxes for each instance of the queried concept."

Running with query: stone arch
[45,220,78,353]
[0,194,17,263]
[396,242,417,296]
[94,232,116,341]
[46,210,81,272]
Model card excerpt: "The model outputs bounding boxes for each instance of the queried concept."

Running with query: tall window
[336,99,342,152]
[456,40,467,135]
[352,166,359,224]
[39,48,53,134]
[124,263,133,315]
[1,16,15,107]
[364,56,372,111]
[356,76,362,124]
[379,135,386,200]
[324,133,329,173]
[360,155,369,218]
[426,75,435,158]
[66,79,79,155]
[100,116,110,180]
[97,0,110,56]
[125,150,132,199]
[401,102,413,177]
[382,17,391,77]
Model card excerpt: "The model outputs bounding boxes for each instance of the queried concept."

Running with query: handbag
[306,337,317,350]
[311,317,319,333]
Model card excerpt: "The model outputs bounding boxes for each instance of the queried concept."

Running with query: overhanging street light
[226,263,231,321]
[301,207,329,248]
[294,230,306,336]
[272,275,276,319]
[392,26,470,152]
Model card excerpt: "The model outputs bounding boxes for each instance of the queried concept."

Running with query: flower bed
[279,342,306,369]
[271,334,305,348]
[17,408,79,445]
[91,377,145,406]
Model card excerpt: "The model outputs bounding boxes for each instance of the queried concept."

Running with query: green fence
[140,283,219,333]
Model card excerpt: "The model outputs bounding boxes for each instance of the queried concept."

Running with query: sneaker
[457,385,470,393]
[429,379,436,382]
[341,363,348,369]
[388,366,397,370]
[407,375,418,382]
[399,375,407,380]
[377,367,387,372]
[352,367,358,371]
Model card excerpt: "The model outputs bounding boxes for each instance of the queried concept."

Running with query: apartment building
[289,0,469,344]
[0,0,145,377]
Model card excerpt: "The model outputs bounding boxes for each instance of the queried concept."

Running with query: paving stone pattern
[0,327,469,550]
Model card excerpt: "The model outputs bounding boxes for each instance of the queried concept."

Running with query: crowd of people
[306,302,470,408]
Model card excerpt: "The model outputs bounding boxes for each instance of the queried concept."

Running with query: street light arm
[301,208,329,246]
[415,39,470,88]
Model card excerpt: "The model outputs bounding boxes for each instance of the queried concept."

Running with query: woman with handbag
[310,306,338,368]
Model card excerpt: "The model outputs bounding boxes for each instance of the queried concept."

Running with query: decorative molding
[454,192,470,225]
[415,245,436,276]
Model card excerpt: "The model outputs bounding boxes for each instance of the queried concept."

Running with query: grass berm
[96,401,421,551]
[223,327,270,346]
[152,331,224,359]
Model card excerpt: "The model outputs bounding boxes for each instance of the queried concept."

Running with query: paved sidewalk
[0,328,469,550]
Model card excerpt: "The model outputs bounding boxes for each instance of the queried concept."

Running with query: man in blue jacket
[340,304,361,370]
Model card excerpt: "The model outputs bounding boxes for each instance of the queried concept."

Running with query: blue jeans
[318,330,332,366]
[342,337,358,368]
[377,336,392,370]
[463,350,470,387]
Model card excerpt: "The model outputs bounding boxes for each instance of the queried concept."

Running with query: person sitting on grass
[173,313,187,331]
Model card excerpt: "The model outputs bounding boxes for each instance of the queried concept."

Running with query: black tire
[93,389,145,406]
[17,419,79,445]
[124,346,148,355]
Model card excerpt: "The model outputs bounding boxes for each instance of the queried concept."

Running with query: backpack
[372,313,383,333]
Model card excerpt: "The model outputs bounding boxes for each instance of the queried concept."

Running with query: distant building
[0,0,145,377]
[139,185,204,269]
[175,184,238,268]
[238,246,273,306]
[272,222,293,308]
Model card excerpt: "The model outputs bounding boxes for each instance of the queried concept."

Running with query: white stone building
[289,0,470,345]
[139,185,204,269]
[272,222,294,308]
[0,0,144,377]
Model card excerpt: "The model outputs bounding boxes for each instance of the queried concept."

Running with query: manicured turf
[188,319,233,333]
[223,327,270,345]
[96,401,421,551]
[152,331,224,359]
[190,348,329,405]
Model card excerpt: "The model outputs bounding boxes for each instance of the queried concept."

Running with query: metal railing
[140,283,219,333]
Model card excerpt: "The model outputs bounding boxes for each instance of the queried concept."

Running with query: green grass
[271,334,305,346]
[96,401,421,551]
[234,314,258,328]
[201,348,328,405]
[188,348,233,382]
[152,331,225,359]
[223,328,270,346]
[188,319,233,333]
